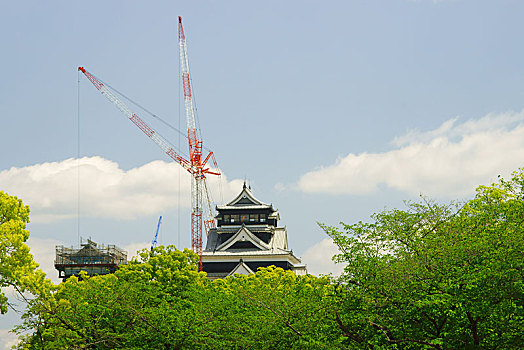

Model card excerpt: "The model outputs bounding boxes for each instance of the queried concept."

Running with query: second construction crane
[79,16,220,270]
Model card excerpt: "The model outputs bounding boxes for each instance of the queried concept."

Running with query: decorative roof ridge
[202,250,295,256]
[215,225,272,231]
[216,204,272,210]
[275,247,291,253]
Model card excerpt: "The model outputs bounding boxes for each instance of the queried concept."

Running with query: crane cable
[98,75,217,155]
[178,45,182,249]
[93,72,222,248]
[77,70,81,246]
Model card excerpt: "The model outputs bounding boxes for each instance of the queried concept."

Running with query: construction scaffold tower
[54,239,127,281]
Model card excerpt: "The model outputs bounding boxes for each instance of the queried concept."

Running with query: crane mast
[78,17,220,271]
[179,16,203,270]
[178,16,218,270]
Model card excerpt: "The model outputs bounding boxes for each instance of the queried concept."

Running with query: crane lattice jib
[78,67,192,173]
[178,17,199,161]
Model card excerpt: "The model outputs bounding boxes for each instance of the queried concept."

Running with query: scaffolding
[54,239,127,281]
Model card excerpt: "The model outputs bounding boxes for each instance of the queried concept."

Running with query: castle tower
[202,183,307,279]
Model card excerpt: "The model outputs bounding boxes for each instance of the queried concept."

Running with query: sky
[2,0,524,345]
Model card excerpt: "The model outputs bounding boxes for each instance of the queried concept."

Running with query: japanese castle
[202,183,307,279]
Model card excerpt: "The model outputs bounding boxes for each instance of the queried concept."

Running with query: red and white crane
[78,16,220,270]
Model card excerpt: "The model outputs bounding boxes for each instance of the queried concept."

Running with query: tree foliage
[17,251,344,349]
[0,191,49,314]
[322,169,524,348]
[193,266,342,349]
[16,246,206,349]
[7,169,524,349]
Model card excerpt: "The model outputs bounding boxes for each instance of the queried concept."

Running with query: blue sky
[2,0,524,344]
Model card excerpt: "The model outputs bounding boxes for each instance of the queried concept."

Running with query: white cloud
[273,182,286,193]
[301,238,345,276]
[299,110,524,198]
[122,241,150,261]
[0,329,19,349]
[26,237,62,285]
[0,157,243,223]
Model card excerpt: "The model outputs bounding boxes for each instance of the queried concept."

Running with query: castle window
[241,214,249,223]
[260,214,267,222]
[231,215,239,223]
[250,214,258,222]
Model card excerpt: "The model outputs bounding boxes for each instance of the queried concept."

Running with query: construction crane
[78,17,220,271]
[151,216,162,251]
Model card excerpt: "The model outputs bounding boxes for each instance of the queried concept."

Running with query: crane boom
[78,67,192,173]
[151,216,162,251]
[178,17,197,133]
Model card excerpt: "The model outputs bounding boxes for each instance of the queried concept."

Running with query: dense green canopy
[323,168,524,348]
[3,169,523,349]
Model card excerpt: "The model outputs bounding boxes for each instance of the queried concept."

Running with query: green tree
[16,246,206,349]
[14,169,524,348]
[193,266,344,349]
[18,253,345,349]
[0,191,48,314]
[322,169,524,349]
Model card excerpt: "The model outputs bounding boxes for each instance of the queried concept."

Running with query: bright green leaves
[17,246,207,349]
[0,191,50,314]
[118,245,204,297]
[322,169,524,348]
[17,254,345,349]
[193,266,341,350]
[8,169,524,348]
[0,191,30,226]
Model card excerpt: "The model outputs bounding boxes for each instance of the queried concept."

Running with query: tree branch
[466,311,480,346]
[369,320,443,349]
[334,311,364,343]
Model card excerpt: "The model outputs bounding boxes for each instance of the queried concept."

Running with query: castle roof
[216,182,274,211]
[205,225,289,253]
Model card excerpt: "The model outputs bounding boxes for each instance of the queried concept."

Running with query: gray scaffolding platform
[54,239,127,281]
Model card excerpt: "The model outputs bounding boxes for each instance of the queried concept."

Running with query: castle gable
[227,260,254,276]
[217,225,270,251]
